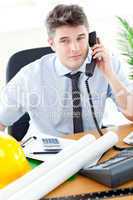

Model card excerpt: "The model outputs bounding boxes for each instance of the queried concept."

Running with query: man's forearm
[106,71,133,121]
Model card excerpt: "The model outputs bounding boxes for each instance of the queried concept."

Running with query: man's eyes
[59,37,85,43]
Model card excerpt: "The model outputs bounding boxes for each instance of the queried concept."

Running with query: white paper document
[0,131,119,200]
[22,132,77,161]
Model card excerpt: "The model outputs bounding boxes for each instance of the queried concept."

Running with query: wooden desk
[43,124,133,200]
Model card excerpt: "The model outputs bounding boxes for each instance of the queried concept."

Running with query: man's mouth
[70,55,81,59]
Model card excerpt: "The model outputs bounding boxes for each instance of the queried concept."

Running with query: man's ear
[48,38,55,52]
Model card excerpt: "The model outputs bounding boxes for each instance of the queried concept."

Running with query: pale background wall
[0,0,133,126]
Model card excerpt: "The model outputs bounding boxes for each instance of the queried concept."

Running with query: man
[0,4,133,137]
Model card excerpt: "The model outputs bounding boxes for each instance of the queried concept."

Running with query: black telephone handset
[89,31,97,48]
[85,31,97,77]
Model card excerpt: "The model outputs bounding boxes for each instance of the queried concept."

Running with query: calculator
[80,149,133,187]
[42,138,62,152]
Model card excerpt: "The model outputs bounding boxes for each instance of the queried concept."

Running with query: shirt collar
[55,48,92,76]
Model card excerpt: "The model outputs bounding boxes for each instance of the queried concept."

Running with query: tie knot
[65,71,82,80]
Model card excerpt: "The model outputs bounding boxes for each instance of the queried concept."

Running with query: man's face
[48,25,89,71]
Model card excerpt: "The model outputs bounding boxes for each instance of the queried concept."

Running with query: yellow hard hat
[0,134,31,188]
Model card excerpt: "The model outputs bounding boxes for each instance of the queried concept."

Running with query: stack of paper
[22,133,77,161]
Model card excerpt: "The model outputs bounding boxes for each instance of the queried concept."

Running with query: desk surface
[43,124,133,200]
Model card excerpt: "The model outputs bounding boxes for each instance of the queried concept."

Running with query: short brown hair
[45,4,89,36]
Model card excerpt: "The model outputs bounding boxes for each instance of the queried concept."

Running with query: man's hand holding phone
[91,38,112,78]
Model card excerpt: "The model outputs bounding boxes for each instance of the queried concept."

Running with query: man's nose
[71,41,80,51]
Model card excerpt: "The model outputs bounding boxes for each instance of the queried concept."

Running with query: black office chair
[6,47,54,141]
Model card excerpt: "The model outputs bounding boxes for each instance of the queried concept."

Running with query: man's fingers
[92,47,104,55]
[91,44,103,50]
[93,52,103,60]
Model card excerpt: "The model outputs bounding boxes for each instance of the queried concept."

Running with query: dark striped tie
[65,72,83,133]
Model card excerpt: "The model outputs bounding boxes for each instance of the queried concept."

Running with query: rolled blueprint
[6,131,118,200]
[0,134,95,199]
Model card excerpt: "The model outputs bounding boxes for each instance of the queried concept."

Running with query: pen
[21,136,37,147]
[30,151,61,155]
